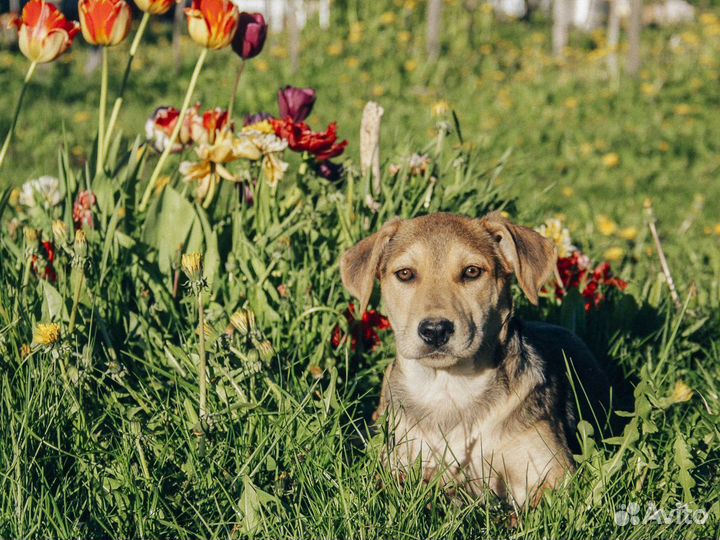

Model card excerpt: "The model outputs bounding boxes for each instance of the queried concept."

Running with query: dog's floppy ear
[340,220,400,314]
[481,212,557,305]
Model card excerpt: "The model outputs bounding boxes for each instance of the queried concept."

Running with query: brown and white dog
[341,212,611,507]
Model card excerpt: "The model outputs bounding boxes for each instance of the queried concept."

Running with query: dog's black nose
[418,318,455,347]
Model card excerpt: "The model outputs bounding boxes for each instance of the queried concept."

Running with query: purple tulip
[232,12,268,60]
[314,160,344,182]
[278,86,317,123]
[243,112,274,126]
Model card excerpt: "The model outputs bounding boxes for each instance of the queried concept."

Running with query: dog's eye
[395,268,415,282]
[462,266,483,280]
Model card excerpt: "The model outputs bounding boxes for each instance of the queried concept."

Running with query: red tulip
[79,0,132,47]
[185,0,239,50]
[135,0,177,15]
[145,105,200,153]
[278,86,316,123]
[231,12,267,60]
[272,118,348,162]
[197,107,231,143]
[11,0,80,64]
[331,304,391,351]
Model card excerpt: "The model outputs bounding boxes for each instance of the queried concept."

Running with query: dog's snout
[418,318,455,347]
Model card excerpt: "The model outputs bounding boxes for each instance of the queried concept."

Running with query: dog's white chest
[387,365,507,483]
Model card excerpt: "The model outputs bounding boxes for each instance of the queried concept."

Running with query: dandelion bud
[52,220,69,245]
[74,230,88,258]
[33,322,62,347]
[255,339,274,362]
[230,308,255,336]
[195,321,217,341]
[24,227,39,251]
[182,252,203,282]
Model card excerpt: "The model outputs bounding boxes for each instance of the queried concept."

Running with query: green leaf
[41,281,66,322]
[143,186,195,275]
[673,433,696,503]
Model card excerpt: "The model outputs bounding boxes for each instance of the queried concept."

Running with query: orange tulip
[135,0,177,15]
[79,0,132,47]
[11,0,80,64]
[185,0,239,50]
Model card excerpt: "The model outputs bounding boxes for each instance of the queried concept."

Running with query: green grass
[0,2,719,538]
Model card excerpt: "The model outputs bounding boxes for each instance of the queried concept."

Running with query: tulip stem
[103,11,151,158]
[0,61,37,170]
[96,47,109,178]
[227,59,246,121]
[140,47,208,212]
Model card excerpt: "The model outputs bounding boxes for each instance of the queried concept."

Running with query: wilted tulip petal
[185,0,239,50]
[145,105,200,153]
[79,0,132,47]
[73,190,97,229]
[271,118,347,162]
[12,0,80,64]
[278,86,317,123]
[231,12,267,59]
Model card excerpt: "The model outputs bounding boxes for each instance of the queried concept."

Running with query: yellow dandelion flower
[597,215,617,236]
[398,30,412,44]
[255,59,269,73]
[671,381,693,403]
[601,152,620,168]
[270,45,288,59]
[562,186,574,198]
[564,97,578,109]
[379,11,397,25]
[641,83,657,97]
[404,59,418,72]
[603,246,625,262]
[700,13,718,25]
[33,323,62,347]
[372,84,385,97]
[580,142,594,157]
[674,103,692,116]
[327,41,343,56]
[431,100,450,117]
[346,57,360,69]
[479,43,493,55]
[658,141,670,152]
[73,111,91,123]
[714,223,720,236]
[618,227,638,241]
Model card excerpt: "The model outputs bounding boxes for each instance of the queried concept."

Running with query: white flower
[536,218,576,258]
[19,176,63,209]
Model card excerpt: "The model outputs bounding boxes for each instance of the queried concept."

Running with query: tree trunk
[606,0,621,84]
[173,0,185,74]
[427,0,443,61]
[552,0,570,59]
[627,0,642,77]
[319,0,331,29]
[288,0,301,74]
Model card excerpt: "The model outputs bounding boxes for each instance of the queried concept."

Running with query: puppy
[340,212,611,507]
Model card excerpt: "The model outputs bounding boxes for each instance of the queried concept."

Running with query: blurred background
[1,0,719,239]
